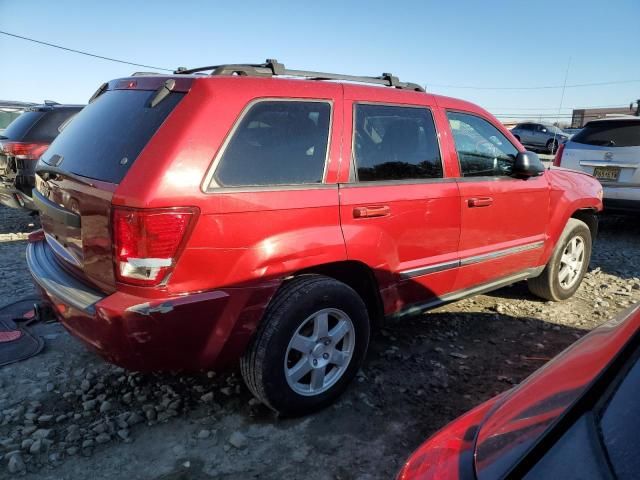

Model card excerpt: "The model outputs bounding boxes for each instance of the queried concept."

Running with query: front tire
[528,218,592,301]
[547,139,558,154]
[240,275,370,416]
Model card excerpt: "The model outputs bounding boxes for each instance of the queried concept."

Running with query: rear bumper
[603,185,640,212]
[603,198,640,213]
[27,239,278,371]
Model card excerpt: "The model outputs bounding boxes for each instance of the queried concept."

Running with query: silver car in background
[554,116,640,213]
[511,122,570,153]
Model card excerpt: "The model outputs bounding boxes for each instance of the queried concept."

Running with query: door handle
[468,197,493,208]
[353,205,391,218]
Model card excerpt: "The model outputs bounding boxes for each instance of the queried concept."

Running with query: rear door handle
[353,205,391,218]
[468,197,493,208]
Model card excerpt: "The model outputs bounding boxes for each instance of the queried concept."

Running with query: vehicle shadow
[0,205,39,235]
[483,279,543,302]
[140,310,585,480]
[305,311,583,477]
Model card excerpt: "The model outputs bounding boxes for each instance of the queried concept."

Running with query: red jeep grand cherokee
[27,60,602,415]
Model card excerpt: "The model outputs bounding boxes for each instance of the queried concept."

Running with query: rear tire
[528,218,592,301]
[240,274,370,416]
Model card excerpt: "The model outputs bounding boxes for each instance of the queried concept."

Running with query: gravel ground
[0,205,639,479]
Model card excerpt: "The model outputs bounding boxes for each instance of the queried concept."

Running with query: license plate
[593,166,620,181]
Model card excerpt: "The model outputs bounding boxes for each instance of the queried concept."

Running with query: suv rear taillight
[0,141,49,160]
[553,143,565,167]
[113,207,198,287]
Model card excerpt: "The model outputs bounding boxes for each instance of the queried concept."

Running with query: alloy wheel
[284,308,356,396]
[558,236,585,289]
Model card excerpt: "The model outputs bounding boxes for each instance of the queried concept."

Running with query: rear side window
[353,104,442,182]
[572,121,640,147]
[24,109,80,142]
[39,89,184,183]
[213,100,331,188]
[1,111,44,140]
[447,111,518,177]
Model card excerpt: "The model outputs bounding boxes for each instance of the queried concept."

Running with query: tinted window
[599,353,640,479]
[517,123,531,131]
[572,120,640,147]
[353,104,442,182]
[213,101,330,187]
[447,112,518,177]
[1,111,43,140]
[24,109,80,142]
[524,416,611,480]
[39,90,184,183]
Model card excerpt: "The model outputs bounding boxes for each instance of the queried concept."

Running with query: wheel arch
[293,260,385,329]
[541,205,599,266]
[571,208,599,241]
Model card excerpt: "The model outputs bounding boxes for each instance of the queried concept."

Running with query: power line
[3,29,639,93]
[492,113,634,118]
[429,79,640,90]
[0,30,173,72]
[493,114,577,118]
[485,104,628,111]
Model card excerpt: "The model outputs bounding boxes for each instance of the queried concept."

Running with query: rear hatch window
[1,111,44,140]
[572,120,640,147]
[24,109,80,142]
[40,89,185,183]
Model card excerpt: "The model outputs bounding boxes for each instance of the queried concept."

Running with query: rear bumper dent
[26,240,277,371]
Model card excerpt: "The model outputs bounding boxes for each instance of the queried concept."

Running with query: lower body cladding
[26,239,279,371]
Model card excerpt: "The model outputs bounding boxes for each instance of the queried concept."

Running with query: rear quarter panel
[115,77,347,295]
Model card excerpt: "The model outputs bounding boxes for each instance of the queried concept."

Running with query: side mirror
[512,151,545,178]
[541,128,547,133]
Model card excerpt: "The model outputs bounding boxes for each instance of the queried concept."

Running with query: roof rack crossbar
[173,59,425,92]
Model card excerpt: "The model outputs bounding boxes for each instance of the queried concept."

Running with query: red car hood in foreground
[399,304,640,480]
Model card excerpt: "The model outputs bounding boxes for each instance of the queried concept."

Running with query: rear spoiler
[88,76,193,103]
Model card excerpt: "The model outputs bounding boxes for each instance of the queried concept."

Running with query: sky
[1,0,639,123]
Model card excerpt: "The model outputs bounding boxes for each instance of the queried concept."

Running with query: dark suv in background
[0,100,37,135]
[0,102,82,210]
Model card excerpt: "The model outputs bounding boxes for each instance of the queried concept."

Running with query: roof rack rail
[173,59,425,92]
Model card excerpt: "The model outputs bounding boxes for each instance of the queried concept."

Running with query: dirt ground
[0,205,639,479]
